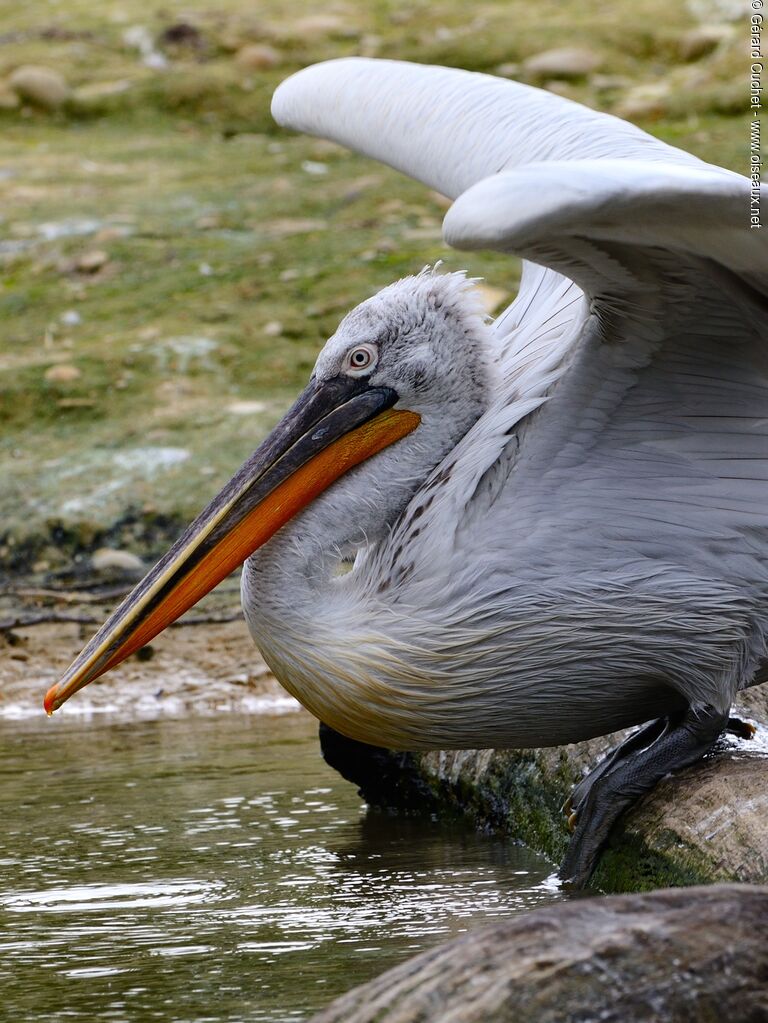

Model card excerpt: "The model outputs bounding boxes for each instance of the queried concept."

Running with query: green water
[0,710,564,1021]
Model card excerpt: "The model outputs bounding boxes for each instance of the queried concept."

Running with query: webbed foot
[559,704,728,889]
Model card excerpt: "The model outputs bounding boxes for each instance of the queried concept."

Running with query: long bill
[43,375,420,714]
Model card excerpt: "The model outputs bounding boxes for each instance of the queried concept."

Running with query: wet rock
[8,65,70,110]
[310,885,768,1023]
[91,547,145,574]
[321,688,768,892]
[234,44,283,72]
[523,46,602,81]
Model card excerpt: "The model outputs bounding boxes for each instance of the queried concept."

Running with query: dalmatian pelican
[44,59,768,886]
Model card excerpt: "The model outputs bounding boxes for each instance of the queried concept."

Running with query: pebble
[91,548,145,573]
[72,79,132,104]
[44,364,81,383]
[617,82,671,120]
[227,399,267,415]
[76,249,109,273]
[0,82,20,109]
[523,46,602,80]
[301,160,328,176]
[494,62,521,79]
[678,25,731,61]
[8,65,70,110]
[234,43,282,71]
[287,14,358,40]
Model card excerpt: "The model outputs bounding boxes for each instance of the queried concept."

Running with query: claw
[727,716,757,740]
[567,810,578,833]
[562,794,573,817]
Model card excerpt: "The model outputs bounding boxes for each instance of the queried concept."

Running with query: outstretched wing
[440,159,768,582]
[271,57,706,509]
[271,56,700,379]
[273,58,768,613]
[271,57,700,196]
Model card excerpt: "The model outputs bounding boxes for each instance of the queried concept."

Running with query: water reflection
[0,710,564,1021]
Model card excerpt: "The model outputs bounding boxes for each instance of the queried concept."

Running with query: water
[0,710,564,1021]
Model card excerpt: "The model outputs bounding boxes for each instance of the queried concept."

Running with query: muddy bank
[0,610,296,721]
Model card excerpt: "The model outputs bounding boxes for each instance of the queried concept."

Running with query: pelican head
[44,269,492,714]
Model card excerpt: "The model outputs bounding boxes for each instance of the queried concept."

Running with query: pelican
[44,59,768,887]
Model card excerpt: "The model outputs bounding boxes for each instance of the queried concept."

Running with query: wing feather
[272,58,699,200]
[273,60,768,655]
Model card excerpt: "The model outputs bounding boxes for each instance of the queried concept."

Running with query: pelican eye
[345,344,378,376]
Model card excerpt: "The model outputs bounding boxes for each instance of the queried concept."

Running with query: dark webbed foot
[563,716,671,823]
[559,704,729,889]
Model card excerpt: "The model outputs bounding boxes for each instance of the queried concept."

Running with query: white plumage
[253,58,767,744]
[47,58,768,886]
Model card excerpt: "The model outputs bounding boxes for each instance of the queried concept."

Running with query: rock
[310,885,768,1023]
[288,14,358,40]
[157,21,205,54]
[75,249,109,273]
[91,547,145,574]
[617,82,671,121]
[678,25,732,61]
[71,79,132,110]
[523,46,602,80]
[320,690,768,892]
[234,43,282,71]
[226,399,267,415]
[0,82,20,110]
[44,364,81,383]
[494,62,521,79]
[8,65,70,110]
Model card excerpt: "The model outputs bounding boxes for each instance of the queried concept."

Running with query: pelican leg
[564,711,755,825]
[564,716,671,823]
[559,704,729,889]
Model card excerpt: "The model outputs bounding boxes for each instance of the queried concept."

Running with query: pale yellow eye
[346,344,378,374]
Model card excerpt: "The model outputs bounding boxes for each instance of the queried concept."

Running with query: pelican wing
[271,57,700,199]
[437,160,768,614]
[272,58,697,404]
[444,159,763,296]
[274,59,768,648]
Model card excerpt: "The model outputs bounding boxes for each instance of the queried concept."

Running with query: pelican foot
[559,704,729,889]
[563,717,670,825]
[727,715,757,740]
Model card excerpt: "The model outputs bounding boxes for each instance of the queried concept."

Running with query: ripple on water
[0,712,566,1022]
[2,879,224,913]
